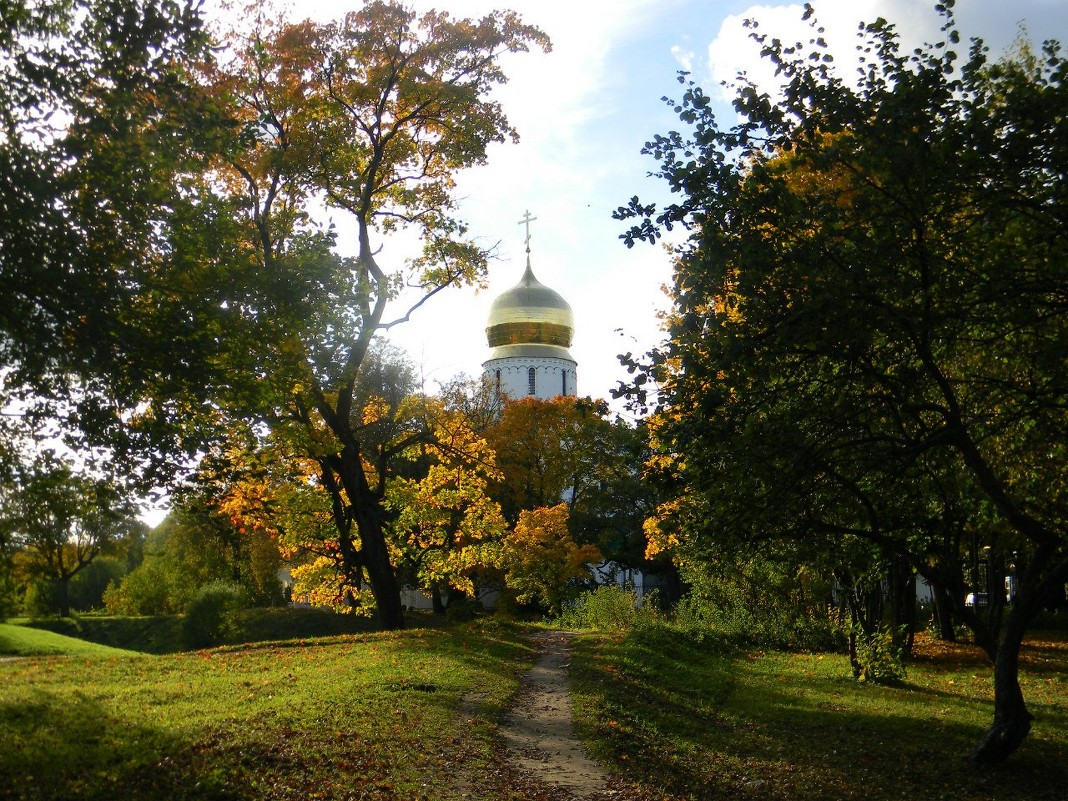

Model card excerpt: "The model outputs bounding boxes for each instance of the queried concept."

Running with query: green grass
[0,619,537,801]
[7,611,1067,800]
[569,627,1068,800]
[0,624,135,659]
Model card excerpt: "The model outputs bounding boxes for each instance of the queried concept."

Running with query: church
[482,211,577,401]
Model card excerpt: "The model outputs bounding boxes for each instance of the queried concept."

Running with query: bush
[673,553,844,652]
[671,587,843,652]
[181,582,248,649]
[557,585,661,631]
[445,597,484,622]
[103,560,175,615]
[22,579,61,618]
[851,625,907,685]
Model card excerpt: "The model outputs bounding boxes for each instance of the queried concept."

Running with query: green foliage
[104,506,283,615]
[21,578,62,618]
[556,585,661,631]
[673,553,843,652]
[103,551,204,616]
[181,582,249,649]
[619,3,1068,760]
[851,625,908,685]
[1,458,142,617]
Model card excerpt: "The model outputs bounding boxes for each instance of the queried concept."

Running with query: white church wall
[483,356,577,400]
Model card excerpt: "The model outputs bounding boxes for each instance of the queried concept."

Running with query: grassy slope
[570,627,1068,801]
[0,619,536,801]
[0,624,135,658]
[16,606,385,654]
[6,612,1066,801]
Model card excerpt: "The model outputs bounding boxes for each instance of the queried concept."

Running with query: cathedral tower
[482,211,577,400]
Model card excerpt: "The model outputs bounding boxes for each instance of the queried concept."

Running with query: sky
[251,0,1068,411]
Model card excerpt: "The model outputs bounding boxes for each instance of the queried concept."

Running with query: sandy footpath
[493,630,653,800]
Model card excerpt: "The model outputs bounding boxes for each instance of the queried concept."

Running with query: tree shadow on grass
[573,632,1068,801]
[0,687,440,801]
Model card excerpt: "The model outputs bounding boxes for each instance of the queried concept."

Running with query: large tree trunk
[930,582,956,642]
[339,445,405,631]
[356,509,405,630]
[971,610,1032,762]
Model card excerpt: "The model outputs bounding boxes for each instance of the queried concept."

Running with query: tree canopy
[183,3,548,629]
[618,1,1068,762]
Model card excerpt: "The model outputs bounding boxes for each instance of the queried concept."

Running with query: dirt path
[495,630,640,800]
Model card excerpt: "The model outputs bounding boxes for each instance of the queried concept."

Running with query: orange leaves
[384,405,507,596]
[501,504,602,615]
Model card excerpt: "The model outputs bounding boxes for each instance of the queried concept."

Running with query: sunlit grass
[0,620,536,801]
[0,623,134,658]
[570,628,1068,801]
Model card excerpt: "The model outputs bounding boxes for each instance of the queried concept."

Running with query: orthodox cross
[518,209,537,253]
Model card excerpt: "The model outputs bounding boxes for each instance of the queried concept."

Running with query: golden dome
[486,259,574,357]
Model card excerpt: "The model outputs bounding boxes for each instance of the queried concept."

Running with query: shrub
[557,585,661,631]
[445,597,484,622]
[673,553,844,651]
[181,582,248,649]
[103,560,176,615]
[851,625,907,685]
[671,586,842,652]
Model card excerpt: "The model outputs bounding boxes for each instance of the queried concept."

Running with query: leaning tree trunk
[971,609,1032,762]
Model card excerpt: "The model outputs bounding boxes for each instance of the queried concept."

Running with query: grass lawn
[569,627,1068,801]
[0,618,536,801]
[0,624,134,659]
[5,612,1067,801]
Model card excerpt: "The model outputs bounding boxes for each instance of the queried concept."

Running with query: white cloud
[706,1,948,102]
[706,0,1068,106]
[672,44,696,71]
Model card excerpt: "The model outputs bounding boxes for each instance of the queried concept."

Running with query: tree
[501,504,601,616]
[618,2,1068,761]
[0,0,222,485]
[191,3,549,629]
[3,457,138,617]
[386,402,508,611]
[487,396,657,568]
